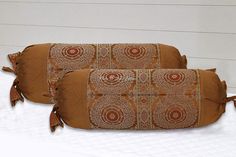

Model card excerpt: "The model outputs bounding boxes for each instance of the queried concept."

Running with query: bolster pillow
[2,43,187,105]
[49,69,235,132]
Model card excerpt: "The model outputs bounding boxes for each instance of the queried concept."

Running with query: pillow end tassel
[50,107,64,132]
[2,66,16,74]
[225,96,236,109]
[2,66,24,107]
[10,81,24,107]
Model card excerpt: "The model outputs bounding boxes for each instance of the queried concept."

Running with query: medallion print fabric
[87,69,200,129]
[48,43,160,97]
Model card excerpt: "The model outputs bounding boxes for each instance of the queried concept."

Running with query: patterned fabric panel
[48,43,160,97]
[87,69,200,129]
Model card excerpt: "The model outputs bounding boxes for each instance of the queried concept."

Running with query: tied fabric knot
[204,95,236,109]
[2,66,15,74]
[2,52,20,74]
[2,52,23,107]
[225,96,236,108]
[10,78,24,107]
[50,106,64,132]
[2,66,23,107]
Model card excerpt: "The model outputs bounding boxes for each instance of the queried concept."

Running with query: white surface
[3,0,236,5]
[1,70,236,157]
[1,3,236,33]
[1,1,236,92]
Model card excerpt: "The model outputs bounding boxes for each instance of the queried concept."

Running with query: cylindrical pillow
[50,69,235,132]
[3,43,187,105]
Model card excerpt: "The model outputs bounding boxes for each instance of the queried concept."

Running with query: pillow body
[3,43,187,105]
[50,69,235,132]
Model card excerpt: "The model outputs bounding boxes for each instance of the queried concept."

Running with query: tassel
[2,52,24,107]
[225,96,236,108]
[50,107,64,132]
[10,79,24,107]
[8,52,21,72]
[2,66,15,74]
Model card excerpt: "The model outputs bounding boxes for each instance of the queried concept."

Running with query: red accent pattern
[61,46,83,60]
[89,96,136,129]
[48,44,161,99]
[88,69,200,129]
[112,44,159,68]
[124,46,146,59]
[164,72,185,85]
[89,69,135,94]
[100,72,124,85]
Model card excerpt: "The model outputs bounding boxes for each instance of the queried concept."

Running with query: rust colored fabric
[4,43,187,104]
[50,69,230,131]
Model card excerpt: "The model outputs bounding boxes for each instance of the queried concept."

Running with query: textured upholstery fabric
[5,43,187,104]
[50,69,227,130]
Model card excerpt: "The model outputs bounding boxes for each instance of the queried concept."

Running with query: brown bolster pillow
[3,43,187,105]
[50,69,235,132]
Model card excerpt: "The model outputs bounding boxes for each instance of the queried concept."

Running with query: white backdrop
[0,0,236,92]
[0,1,236,157]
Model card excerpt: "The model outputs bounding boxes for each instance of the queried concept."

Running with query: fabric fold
[9,78,24,107]
[2,52,23,107]
[50,106,64,132]
[225,96,236,108]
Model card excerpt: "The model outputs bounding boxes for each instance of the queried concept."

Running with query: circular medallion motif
[124,46,146,59]
[101,105,124,125]
[112,44,158,68]
[153,101,198,129]
[61,46,84,60]
[90,96,136,129]
[165,105,186,124]
[101,71,124,85]
[152,69,197,90]
[164,72,185,85]
[50,44,96,70]
[90,70,135,94]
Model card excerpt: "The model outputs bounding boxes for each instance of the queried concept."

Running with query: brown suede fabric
[6,43,187,104]
[159,44,187,69]
[54,70,91,129]
[198,70,227,126]
[16,44,51,103]
[51,69,228,130]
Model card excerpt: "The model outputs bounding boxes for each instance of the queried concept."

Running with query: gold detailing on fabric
[89,96,136,129]
[87,69,200,129]
[48,44,161,99]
